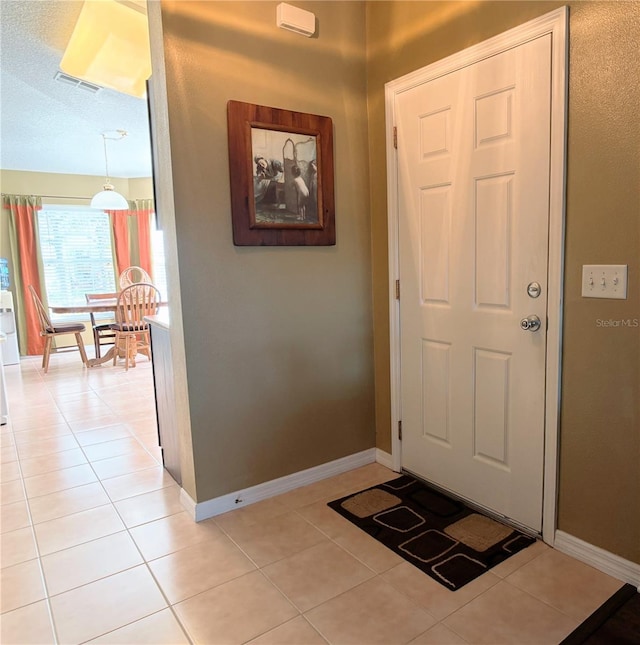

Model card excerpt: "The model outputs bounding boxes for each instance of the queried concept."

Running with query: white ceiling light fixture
[90,130,129,211]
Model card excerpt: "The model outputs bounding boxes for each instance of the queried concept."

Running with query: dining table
[49,297,166,367]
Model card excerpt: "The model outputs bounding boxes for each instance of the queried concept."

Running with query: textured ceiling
[0,0,153,179]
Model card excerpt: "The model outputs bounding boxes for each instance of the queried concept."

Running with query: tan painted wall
[556,2,639,564]
[366,2,640,563]
[159,1,375,501]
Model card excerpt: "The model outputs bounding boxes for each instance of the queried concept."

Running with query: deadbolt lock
[527,282,542,298]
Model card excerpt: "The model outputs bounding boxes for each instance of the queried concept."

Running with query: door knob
[520,315,541,332]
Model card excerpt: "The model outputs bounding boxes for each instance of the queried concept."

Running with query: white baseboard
[179,487,196,518]
[180,448,377,522]
[554,530,640,590]
[375,448,394,470]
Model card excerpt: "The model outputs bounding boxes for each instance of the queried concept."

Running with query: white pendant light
[91,131,129,211]
[90,185,129,210]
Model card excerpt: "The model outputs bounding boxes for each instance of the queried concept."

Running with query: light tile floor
[0,352,625,644]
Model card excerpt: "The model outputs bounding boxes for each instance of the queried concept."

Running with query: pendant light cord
[101,130,128,183]
[102,134,111,182]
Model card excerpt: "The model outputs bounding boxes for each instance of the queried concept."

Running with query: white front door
[395,34,552,532]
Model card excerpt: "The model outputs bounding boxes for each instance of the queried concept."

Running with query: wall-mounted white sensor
[277,3,315,37]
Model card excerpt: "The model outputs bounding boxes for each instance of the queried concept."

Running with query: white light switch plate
[581,265,628,299]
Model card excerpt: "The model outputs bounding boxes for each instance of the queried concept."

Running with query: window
[38,207,116,321]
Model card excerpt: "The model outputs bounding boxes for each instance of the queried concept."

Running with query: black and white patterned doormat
[328,475,536,590]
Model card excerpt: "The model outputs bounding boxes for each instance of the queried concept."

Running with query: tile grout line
[6,357,599,643]
[2,411,61,644]
[300,534,440,640]
[79,363,194,645]
[4,358,66,645]
[62,373,194,644]
[4,355,192,644]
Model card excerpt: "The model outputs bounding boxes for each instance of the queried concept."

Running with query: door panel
[397,35,552,532]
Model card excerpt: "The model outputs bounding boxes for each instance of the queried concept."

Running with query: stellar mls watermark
[595,318,639,328]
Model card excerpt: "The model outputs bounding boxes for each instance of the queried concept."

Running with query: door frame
[384,7,568,545]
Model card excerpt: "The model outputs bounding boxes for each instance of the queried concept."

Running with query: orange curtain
[109,201,153,281]
[131,199,153,278]
[109,210,131,277]
[3,195,45,355]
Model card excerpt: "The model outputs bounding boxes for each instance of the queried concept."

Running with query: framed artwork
[227,100,335,246]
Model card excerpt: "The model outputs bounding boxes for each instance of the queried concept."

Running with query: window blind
[38,208,117,321]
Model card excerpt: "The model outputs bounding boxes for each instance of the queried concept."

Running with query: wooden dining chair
[28,285,88,373]
[118,266,152,290]
[111,282,160,370]
[85,292,118,359]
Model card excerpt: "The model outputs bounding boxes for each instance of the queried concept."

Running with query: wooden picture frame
[227,100,335,246]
